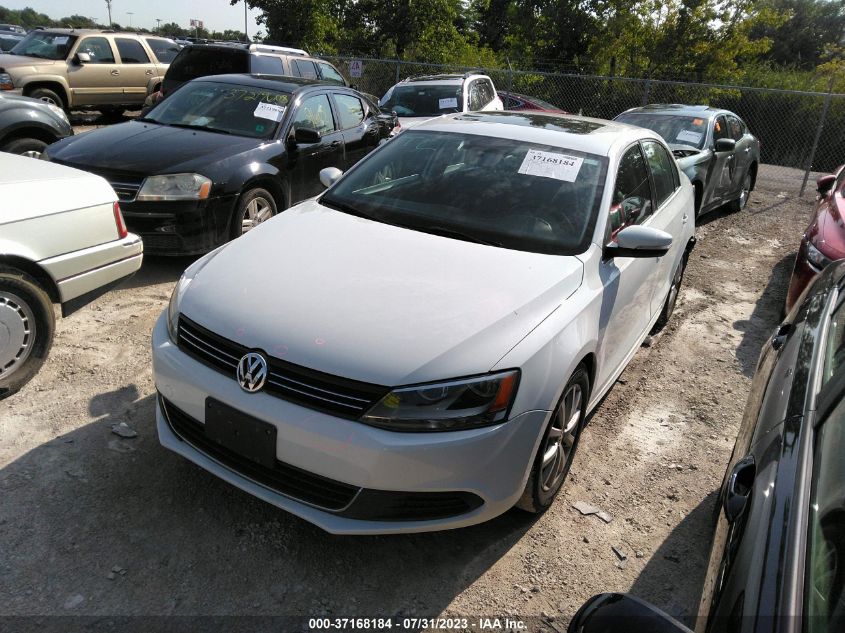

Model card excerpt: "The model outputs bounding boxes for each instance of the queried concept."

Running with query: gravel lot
[0,133,813,632]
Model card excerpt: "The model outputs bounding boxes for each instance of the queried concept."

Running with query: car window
[713,115,730,142]
[317,61,345,85]
[77,37,115,63]
[291,93,336,135]
[115,38,150,64]
[166,47,249,83]
[380,84,462,117]
[642,140,677,208]
[608,144,654,240]
[321,130,608,256]
[334,93,365,129]
[468,80,485,111]
[504,95,522,109]
[294,59,318,80]
[805,392,845,633]
[482,80,496,106]
[614,112,708,149]
[145,38,180,63]
[9,31,77,60]
[251,54,284,75]
[727,115,744,141]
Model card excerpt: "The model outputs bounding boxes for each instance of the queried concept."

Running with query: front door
[66,36,123,106]
[706,114,736,207]
[285,92,345,202]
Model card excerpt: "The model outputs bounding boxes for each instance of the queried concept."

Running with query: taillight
[113,201,128,239]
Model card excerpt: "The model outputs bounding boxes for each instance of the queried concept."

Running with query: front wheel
[1,137,48,158]
[232,188,278,239]
[652,251,688,333]
[516,365,590,513]
[0,269,55,399]
[730,171,752,212]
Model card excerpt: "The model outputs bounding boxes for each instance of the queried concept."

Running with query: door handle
[744,148,751,153]
[111,69,120,76]
[682,213,689,224]
[724,455,755,523]
[330,140,341,148]
[145,69,153,75]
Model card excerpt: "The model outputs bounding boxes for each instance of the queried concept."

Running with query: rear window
[145,38,180,63]
[116,38,150,64]
[166,47,249,84]
[251,54,284,75]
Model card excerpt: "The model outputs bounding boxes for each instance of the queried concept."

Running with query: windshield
[9,32,77,60]
[380,84,464,117]
[321,130,607,255]
[615,112,709,149]
[145,80,290,139]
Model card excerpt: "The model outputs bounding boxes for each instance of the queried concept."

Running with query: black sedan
[45,75,395,255]
[0,92,71,157]
[615,105,760,219]
[569,259,845,631]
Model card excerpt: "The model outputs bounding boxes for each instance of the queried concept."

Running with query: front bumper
[121,195,238,256]
[152,313,548,534]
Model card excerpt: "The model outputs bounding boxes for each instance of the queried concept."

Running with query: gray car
[615,104,760,219]
[0,92,72,157]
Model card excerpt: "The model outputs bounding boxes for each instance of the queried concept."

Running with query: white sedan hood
[181,201,583,386]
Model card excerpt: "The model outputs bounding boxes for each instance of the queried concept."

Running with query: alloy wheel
[0,290,36,379]
[540,382,582,492]
[20,150,41,159]
[738,173,751,209]
[241,195,274,233]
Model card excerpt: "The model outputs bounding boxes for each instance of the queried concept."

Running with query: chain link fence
[320,55,845,197]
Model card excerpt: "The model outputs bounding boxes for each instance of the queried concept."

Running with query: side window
[727,115,744,141]
[251,55,283,75]
[291,93,336,136]
[317,62,345,85]
[145,38,179,63]
[468,80,484,111]
[115,38,150,64]
[608,144,654,240]
[713,115,730,142]
[642,140,677,207]
[334,93,365,129]
[77,37,115,63]
[294,59,318,80]
[482,80,496,105]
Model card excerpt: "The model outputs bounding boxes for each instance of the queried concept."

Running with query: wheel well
[0,126,60,147]
[749,162,758,191]
[577,352,596,393]
[23,82,69,109]
[241,176,287,210]
[0,256,60,304]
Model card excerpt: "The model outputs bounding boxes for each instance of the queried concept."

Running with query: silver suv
[0,28,179,113]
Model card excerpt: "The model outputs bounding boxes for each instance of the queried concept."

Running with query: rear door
[114,37,157,105]
[284,92,345,201]
[67,36,123,106]
[331,91,381,169]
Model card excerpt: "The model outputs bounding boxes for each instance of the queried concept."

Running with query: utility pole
[244,1,248,41]
[127,11,133,28]
[104,0,112,27]
[156,18,162,32]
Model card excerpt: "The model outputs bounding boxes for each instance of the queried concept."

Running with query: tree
[752,0,845,69]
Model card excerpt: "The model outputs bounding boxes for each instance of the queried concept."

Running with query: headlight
[46,102,69,123]
[0,73,13,90]
[361,370,520,432]
[807,241,832,270]
[137,173,211,201]
[167,274,191,342]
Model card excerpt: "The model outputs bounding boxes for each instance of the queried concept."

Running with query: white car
[153,111,695,534]
[379,72,503,130]
[0,153,143,397]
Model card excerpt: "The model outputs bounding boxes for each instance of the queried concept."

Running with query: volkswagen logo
[236,352,268,393]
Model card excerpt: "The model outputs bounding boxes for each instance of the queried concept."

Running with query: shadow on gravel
[628,490,720,628]
[732,254,795,376]
[122,256,198,291]
[0,392,538,617]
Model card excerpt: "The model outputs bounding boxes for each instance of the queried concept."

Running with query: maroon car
[497,91,567,113]
[785,165,845,312]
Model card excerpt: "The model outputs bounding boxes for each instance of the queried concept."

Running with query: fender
[226,160,290,207]
[16,74,70,101]
[0,118,67,144]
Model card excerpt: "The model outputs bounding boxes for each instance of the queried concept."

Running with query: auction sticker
[439,97,458,110]
[518,149,583,182]
[254,102,286,122]
[676,130,703,144]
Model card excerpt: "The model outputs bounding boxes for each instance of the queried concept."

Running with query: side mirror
[319,167,343,189]
[74,52,91,64]
[605,225,673,259]
[714,138,736,153]
[293,126,321,145]
[568,593,694,633]
[816,174,836,196]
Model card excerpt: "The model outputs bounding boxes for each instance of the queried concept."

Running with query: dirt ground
[0,165,812,632]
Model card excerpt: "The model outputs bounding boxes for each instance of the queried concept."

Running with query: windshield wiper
[320,196,377,220]
[416,225,502,247]
[166,122,231,135]
[136,116,159,123]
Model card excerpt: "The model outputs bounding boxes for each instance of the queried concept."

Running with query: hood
[0,53,62,71]
[0,153,114,223]
[397,115,443,130]
[47,121,265,175]
[669,144,708,164]
[181,200,584,386]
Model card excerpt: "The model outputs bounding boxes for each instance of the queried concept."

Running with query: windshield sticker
[518,150,583,182]
[439,97,458,109]
[53,36,69,44]
[676,130,703,144]
[254,102,286,122]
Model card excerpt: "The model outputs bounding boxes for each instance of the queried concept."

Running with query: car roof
[190,73,330,92]
[413,111,649,156]
[620,104,730,118]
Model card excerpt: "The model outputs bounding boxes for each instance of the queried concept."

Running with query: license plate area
[204,398,277,469]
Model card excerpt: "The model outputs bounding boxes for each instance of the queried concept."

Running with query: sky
[2,0,265,36]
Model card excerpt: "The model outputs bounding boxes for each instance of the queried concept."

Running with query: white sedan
[153,111,695,534]
[0,153,143,398]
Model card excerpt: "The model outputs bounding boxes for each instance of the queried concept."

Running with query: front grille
[160,395,360,510]
[138,233,180,251]
[177,316,389,418]
[109,180,142,202]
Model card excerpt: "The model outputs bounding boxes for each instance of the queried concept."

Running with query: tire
[0,268,55,400]
[516,365,590,513]
[27,87,65,110]
[1,137,48,158]
[231,188,278,239]
[730,170,752,213]
[652,250,688,333]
